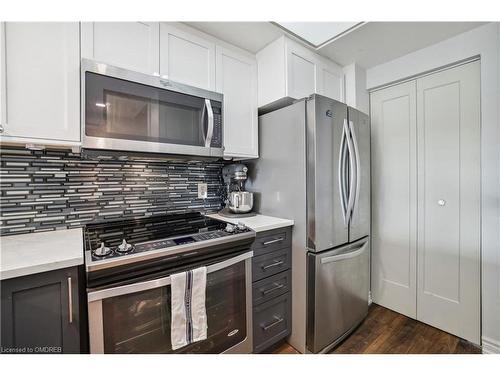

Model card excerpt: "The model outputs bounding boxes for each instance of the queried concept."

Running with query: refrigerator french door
[347,107,371,242]
[306,96,348,251]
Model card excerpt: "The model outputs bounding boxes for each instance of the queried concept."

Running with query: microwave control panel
[211,107,223,148]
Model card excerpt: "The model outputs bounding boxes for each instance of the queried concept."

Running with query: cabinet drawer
[251,227,292,257]
[252,248,291,282]
[253,292,291,353]
[253,270,291,306]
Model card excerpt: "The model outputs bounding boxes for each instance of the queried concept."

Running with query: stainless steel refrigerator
[247,94,370,353]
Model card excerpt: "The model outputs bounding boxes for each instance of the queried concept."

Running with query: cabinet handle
[261,282,285,295]
[0,124,4,133]
[262,260,284,270]
[261,315,284,331]
[263,237,284,246]
[67,276,73,324]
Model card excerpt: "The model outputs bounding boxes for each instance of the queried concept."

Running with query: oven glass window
[101,261,246,353]
[85,72,218,147]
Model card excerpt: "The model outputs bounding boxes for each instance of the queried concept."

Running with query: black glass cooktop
[84,212,248,261]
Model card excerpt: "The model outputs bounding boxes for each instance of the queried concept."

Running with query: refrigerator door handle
[345,122,356,224]
[349,120,361,217]
[320,241,368,264]
[338,119,348,226]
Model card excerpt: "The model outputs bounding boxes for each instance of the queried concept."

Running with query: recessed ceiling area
[317,22,487,68]
[185,21,488,68]
[274,22,363,47]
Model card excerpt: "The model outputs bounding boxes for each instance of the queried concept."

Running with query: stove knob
[225,223,235,233]
[117,239,133,253]
[95,243,111,256]
[236,222,247,231]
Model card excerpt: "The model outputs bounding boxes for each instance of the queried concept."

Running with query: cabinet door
[160,24,215,90]
[1,267,81,353]
[216,46,258,158]
[256,36,287,108]
[370,81,417,319]
[1,22,80,142]
[316,59,343,102]
[416,61,480,344]
[285,40,317,99]
[81,22,160,75]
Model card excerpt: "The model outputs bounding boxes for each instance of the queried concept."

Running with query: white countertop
[206,213,294,232]
[0,228,84,280]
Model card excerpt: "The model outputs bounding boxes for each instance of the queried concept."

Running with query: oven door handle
[87,251,253,302]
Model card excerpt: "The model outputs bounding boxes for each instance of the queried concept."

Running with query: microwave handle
[201,101,207,143]
[204,99,214,147]
[87,251,253,302]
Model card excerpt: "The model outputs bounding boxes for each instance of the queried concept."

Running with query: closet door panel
[416,61,481,344]
[370,81,417,318]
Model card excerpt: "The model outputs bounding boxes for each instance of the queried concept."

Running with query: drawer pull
[262,260,284,270]
[262,315,284,331]
[261,282,285,295]
[67,276,73,324]
[263,237,284,246]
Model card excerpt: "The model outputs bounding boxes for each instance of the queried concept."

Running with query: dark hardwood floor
[271,304,481,354]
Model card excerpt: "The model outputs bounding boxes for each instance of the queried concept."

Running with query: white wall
[366,22,500,353]
[343,63,356,108]
[343,62,369,114]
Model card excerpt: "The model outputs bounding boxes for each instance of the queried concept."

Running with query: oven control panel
[90,224,250,261]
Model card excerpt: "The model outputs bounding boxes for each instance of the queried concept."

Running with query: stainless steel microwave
[81,59,224,158]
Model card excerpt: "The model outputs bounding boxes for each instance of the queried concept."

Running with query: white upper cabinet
[216,46,258,158]
[0,22,80,144]
[160,24,215,91]
[81,22,160,75]
[316,57,344,102]
[257,36,344,108]
[256,37,287,108]
[285,39,317,99]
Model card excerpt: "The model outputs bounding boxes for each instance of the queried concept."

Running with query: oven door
[87,251,253,354]
[82,59,223,158]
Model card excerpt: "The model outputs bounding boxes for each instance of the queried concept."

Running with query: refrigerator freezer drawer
[306,237,370,353]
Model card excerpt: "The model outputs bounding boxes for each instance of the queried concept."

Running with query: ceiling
[184,22,284,54]
[318,22,487,68]
[274,22,362,47]
[185,21,487,69]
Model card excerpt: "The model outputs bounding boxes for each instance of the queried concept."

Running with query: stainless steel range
[84,212,255,354]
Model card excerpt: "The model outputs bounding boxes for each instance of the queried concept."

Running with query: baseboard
[482,336,500,354]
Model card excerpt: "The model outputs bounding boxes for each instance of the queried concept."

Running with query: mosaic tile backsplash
[0,147,225,236]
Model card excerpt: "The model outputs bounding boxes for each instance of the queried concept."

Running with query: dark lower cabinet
[1,266,82,354]
[253,291,292,353]
[251,226,292,353]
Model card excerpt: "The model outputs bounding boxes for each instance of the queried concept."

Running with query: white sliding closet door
[416,61,480,344]
[370,81,417,318]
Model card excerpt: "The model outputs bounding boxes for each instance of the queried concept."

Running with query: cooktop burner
[84,212,250,262]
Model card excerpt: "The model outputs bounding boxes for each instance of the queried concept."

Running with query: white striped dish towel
[170,267,208,351]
